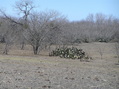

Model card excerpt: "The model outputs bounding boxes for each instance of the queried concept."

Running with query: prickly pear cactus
[49,47,91,61]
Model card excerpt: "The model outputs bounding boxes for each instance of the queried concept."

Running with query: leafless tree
[0,0,35,50]
[115,42,119,63]
[97,46,104,60]
[23,11,65,54]
[1,0,119,56]
[15,0,34,25]
[0,17,18,54]
[14,0,34,49]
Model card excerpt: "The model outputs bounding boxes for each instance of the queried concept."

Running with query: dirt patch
[0,55,119,89]
[0,43,119,89]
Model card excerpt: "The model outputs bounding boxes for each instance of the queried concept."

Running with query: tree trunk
[3,43,9,55]
[21,41,25,50]
[33,46,39,55]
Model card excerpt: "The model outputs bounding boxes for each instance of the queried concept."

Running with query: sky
[0,0,119,21]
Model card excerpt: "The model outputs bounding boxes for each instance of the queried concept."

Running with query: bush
[49,47,91,61]
[82,38,89,43]
[73,39,81,43]
[95,38,110,42]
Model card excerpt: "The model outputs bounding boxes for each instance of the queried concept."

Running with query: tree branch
[0,9,23,26]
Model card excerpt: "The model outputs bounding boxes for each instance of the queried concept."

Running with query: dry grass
[0,42,119,89]
[0,42,118,70]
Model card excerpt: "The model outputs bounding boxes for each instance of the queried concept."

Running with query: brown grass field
[0,42,119,89]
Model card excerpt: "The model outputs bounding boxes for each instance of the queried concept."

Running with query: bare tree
[23,11,65,54]
[0,18,18,54]
[15,0,34,24]
[14,0,34,49]
[97,46,104,60]
[115,42,119,63]
[0,0,35,50]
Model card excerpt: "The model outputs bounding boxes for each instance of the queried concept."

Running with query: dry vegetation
[0,0,119,89]
[0,43,119,89]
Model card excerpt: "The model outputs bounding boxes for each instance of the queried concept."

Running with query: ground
[0,43,119,89]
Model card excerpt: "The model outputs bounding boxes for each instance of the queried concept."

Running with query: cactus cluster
[49,47,90,60]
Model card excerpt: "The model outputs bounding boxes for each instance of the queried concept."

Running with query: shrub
[82,38,89,43]
[95,38,111,42]
[73,39,81,43]
[49,47,91,61]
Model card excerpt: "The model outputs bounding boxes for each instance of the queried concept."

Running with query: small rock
[42,85,47,88]
[94,77,100,81]
[65,77,75,80]
[48,86,51,88]
[65,77,68,79]
[42,85,51,88]
[87,76,91,79]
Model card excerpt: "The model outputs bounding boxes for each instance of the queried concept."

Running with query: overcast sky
[0,0,119,21]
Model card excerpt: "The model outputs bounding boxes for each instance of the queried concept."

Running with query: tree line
[0,0,119,55]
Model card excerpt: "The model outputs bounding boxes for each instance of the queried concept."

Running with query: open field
[0,43,119,89]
